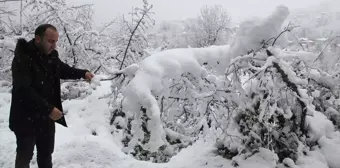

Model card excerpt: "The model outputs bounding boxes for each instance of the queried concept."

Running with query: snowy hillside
[287,0,340,39]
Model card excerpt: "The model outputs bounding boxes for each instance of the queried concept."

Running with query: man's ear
[35,35,41,44]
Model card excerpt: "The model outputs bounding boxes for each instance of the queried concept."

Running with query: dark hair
[34,24,57,38]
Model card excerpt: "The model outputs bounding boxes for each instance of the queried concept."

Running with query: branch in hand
[100,73,123,81]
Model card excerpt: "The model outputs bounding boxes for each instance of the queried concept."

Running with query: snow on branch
[267,50,308,134]
[228,5,290,58]
[122,45,230,152]
[117,5,295,155]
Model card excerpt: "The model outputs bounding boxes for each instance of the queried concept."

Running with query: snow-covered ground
[0,79,233,168]
[1,78,340,168]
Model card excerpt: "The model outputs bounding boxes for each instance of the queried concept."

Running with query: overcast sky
[66,0,329,26]
[2,0,330,27]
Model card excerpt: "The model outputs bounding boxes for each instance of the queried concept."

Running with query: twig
[100,73,122,81]
[167,96,188,101]
[85,48,102,55]
[313,36,340,63]
[99,18,118,34]
[119,11,147,70]
[160,96,165,116]
[207,99,243,141]
[105,50,123,61]
[182,104,190,122]
[93,65,102,74]
[272,22,299,46]
[63,26,77,66]
[163,99,176,113]
[0,8,16,15]
[70,4,94,9]
[289,32,306,51]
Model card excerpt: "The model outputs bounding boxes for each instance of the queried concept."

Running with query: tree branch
[313,36,340,63]
[267,50,307,134]
[272,22,299,46]
[63,26,77,66]
[119,12,147,70]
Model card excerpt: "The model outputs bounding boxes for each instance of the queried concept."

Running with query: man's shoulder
[12,38,34,63]
[14,38,39,58]
[14,38,30,55]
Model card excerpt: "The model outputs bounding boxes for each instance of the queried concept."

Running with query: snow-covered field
[1,78,340,168]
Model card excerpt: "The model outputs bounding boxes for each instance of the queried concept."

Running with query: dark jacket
[9,38,88,133]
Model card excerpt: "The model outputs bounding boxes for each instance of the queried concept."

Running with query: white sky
[66,0,329,26]
[2,0,330,27]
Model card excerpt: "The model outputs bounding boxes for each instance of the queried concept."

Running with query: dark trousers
[14,130,55,168]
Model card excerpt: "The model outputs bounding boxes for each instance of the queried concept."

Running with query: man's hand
[49,107,63,121]
[85,71,94,82]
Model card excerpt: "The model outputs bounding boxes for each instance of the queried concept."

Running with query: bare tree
[185,5,231,47]
[113,0,155,69]
[0,0,18,34]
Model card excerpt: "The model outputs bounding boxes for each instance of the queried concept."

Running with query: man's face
[36,28,59,55]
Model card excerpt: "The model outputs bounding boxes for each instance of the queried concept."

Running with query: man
[9,24,94,168]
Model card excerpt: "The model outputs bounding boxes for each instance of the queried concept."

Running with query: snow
[0,79,231,168]
[306,111,334,141]
[122,45,231,152]
[119,6,297,153]
[2,3,340,168]
[316,38,328,41]
[294,153,328,168]
[317,135,340,168]
[0,79,287,168]
[1,74,340,168]
[0,37,16,49]
[229,5,290,58]
[288,0,340,39]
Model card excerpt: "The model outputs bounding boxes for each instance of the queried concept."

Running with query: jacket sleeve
[57,57,89,80]
[11,52,54,117]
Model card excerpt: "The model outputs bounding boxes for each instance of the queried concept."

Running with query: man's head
[34,24,59,55]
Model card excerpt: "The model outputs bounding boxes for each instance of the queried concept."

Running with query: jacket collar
[28,39,45,56]
[15,38,57,58]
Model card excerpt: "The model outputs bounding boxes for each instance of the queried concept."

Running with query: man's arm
[11,52,54,117]
[57,57,89,80]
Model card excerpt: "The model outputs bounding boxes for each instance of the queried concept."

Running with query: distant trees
[185,5,231,47]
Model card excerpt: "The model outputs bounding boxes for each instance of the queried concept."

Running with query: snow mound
[53,135,128,168]
[317,135,340,168]
[233,148,279,168]
[306,111,334,141]
[122,45,230,152]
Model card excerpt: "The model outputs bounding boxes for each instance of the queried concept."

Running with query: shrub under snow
[103,5,340,167]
